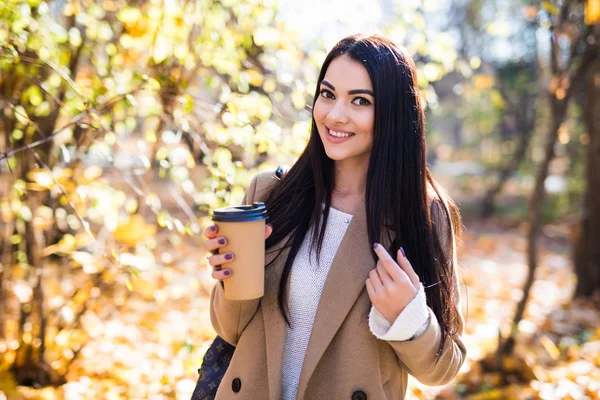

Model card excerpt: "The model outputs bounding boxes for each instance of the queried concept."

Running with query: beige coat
[210,170,466,400]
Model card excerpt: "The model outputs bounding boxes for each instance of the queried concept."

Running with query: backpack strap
[275,164,290,180]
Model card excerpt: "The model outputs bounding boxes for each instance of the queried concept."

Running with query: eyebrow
[320,80,374,97]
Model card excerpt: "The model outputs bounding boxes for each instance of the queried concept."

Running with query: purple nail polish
[373,242,379,250]
[400,247,406,258]
[224,270,231,276]
[225,253,233,260]
[210,225,217,232]
[218,238,226,245]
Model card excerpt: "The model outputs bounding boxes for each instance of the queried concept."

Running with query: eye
[319,89,334,99]
[352,97,372,106]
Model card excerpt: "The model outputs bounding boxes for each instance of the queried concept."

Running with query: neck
[332,158,368,196]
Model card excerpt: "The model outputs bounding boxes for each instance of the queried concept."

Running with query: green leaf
[13,106,30,125]
[10,234,22,245]
[50,23,68,43]
[0,44,19,65]
[11,129,23,140]
[33,101,50,117]
[22,85,43,107]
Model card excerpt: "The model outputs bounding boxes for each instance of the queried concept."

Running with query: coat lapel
[262,236,291,400]
[295,201,380,399]
[261,201,394,400]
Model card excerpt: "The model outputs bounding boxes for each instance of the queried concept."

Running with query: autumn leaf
[113,215,157,246]
[586,0,600,24]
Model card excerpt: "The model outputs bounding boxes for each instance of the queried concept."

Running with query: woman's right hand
[203,223,273,281]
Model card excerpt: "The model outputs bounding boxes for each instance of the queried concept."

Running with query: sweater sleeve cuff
[368,284,430,341]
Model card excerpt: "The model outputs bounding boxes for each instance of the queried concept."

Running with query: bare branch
[0,95,48,139]
[0,112,90,162]
[29,149,96,244]
[16,55,85,100]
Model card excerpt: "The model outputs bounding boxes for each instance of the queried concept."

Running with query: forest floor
[2,169,599,399]
[4,214,597,400]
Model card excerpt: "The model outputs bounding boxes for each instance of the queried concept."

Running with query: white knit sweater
[280,207,430,400]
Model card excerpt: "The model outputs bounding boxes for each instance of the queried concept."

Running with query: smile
[326,128,355,144]
[329,129,355,138]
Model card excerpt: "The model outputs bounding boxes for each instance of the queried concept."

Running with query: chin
[323,148,349,161]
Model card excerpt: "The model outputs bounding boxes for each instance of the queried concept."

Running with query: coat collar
[261,200,392,400]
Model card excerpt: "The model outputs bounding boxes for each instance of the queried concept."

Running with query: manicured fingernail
[224,270,231,276]
[210,225,217,232]
[225,253,233,260]
[218,238,226,245]
[400,247,406,258]
[373,242,379,249]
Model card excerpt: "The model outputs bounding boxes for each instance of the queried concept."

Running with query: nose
[327,101,349,125]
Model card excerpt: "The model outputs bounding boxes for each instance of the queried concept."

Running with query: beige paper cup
[212,202,268,300]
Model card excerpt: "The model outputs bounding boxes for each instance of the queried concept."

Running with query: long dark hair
[264,34,462,351]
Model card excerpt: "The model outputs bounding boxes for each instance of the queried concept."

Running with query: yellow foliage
[490,90,506,110]
[586,0,600,24]
[246,69,264,86]
[540,335,561,360]
[83,166,103,182]
[474,74,495,90]
[26,169,54,189]
[113,215,157,246]
[467,388,506,399]
[0,368,17,397]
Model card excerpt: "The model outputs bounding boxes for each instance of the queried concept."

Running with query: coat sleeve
[209,173,262,346]
[386,200,467,386]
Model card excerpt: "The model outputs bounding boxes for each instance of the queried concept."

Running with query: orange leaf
[114,215,157,246]
[586,0,600,24]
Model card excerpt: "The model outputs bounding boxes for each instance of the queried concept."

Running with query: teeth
[329,130,354,138]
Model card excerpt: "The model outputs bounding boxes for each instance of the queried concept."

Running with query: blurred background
[0,0,599,398]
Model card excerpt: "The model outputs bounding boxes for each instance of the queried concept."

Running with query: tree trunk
[481,28,539,218]
[10,150,55,387]
[0,178,13,339]
[481,104,536,218]
[28,207,47,359]
[495,12,598,368]
[574,30,600,299]
[496,97,565,361]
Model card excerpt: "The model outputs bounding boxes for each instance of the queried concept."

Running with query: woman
[203,34,466,399]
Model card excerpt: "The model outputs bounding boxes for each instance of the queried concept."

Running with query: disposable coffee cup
[212,202,268,300]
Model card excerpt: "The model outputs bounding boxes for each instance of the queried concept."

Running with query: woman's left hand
[366,243,422,323]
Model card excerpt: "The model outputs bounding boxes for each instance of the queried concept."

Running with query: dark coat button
[352,390,367,400]
[232,377,242,393]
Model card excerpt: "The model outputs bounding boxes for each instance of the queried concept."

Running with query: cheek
[357,113,374,134]
[312,99,326,123]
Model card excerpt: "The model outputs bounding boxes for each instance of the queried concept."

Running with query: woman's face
[313,54,374,167]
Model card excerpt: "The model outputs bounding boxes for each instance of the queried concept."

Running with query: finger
[368,268,383,291]
[204,224,219,239]
[373,243,404,282]
[205,236,227,253]
[207,252,234,267]
[265,224,273,239]
[212,268,232,280]
[372,242,394,262]
[397,248,420,288]
[365,278,376,298]
[376,261,394,286]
